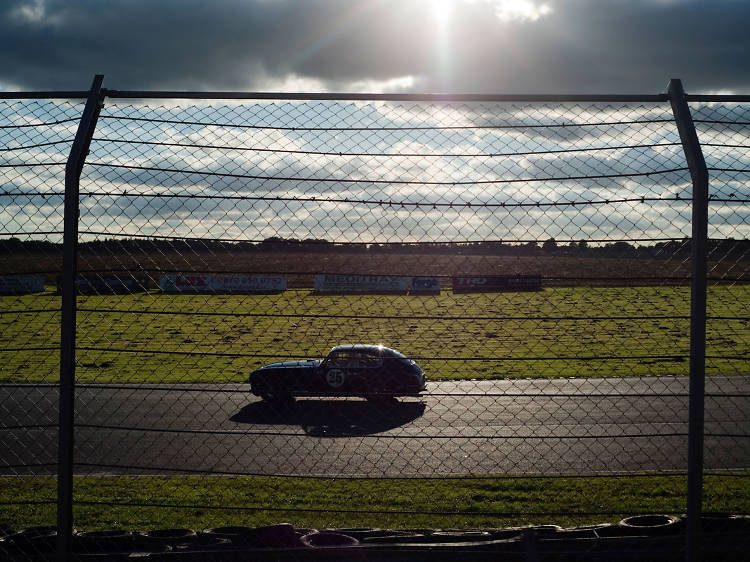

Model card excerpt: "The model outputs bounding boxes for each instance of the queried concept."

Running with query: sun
[430,0,454,27]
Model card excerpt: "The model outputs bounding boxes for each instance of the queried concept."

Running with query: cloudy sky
[1,0,748,94]
[1,0,747,247]
[6,95,746,245]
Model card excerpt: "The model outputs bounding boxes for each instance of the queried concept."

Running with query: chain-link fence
[691,98,750,525]
[0,97,80,559]
[1,79,748,558]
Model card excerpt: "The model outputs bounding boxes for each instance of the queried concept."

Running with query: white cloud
[3,95,749,244]
[259,74,329,93]
[345,75,417,94]
[465,0,553,23]
[11,0,46,23]
[257,73,418,94]
[0,0,748,94]
[10,0,62,26]
[0,80,22,92]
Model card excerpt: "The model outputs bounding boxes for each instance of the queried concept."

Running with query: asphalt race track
[1,376,749,477]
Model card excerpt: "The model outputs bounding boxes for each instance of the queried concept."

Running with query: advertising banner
[0,275,45,294]
[409,276,441,293]
[452,276,542,292]
[159,274,286,294]
[314,274,410,293]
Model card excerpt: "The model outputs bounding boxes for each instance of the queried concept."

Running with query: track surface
[2,376,749,477]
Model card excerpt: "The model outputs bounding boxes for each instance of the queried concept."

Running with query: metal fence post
[667,79,709,562]
[58,74,104,560]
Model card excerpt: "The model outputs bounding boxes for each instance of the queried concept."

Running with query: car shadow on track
[230,399,426,437]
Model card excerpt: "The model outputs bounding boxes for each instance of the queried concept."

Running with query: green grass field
[1,285,749,383]
[2,284,749,532]
[2,474,748,531]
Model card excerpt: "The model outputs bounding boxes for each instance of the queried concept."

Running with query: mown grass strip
[2,285,748,383]
[1,474,748,531]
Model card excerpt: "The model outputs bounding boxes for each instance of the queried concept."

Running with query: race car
[249,344,426,402]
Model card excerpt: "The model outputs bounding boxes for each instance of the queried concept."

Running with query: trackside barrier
[2,518,749,560]
[313,274,410,293]
[313,274,443,293]
[410,276,441,293]
[54,274,149,294]
[0,275,45,294]
[452,275,543,292]
[2,77,749,561]
[159,274,287,294]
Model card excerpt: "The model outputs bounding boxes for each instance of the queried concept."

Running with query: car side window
[358,352,383,369]
[328,351,358,368]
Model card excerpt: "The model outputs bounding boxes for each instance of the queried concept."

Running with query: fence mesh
[0,98,86,558]
[0,92,749,554]
[691,100,750,494]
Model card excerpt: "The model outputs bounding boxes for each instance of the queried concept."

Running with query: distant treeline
[2,236,750,258]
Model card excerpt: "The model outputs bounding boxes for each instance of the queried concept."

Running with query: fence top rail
[2,88,747,104]
[0,90,679,103]
[99,90,673,103]
[686,94,750,103]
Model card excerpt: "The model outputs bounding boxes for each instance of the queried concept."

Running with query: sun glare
[495,0,551,22]
[464,0,552,23]
[431,0,454,27]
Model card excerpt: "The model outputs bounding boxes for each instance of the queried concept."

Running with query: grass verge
[1,474,748,531]
[2,285,749,383]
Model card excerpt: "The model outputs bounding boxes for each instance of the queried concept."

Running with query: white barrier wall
[314,275,441,293]
[314,274,409,292]
[160,274,287,293]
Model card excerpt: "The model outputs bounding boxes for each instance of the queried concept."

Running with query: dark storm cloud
[0,0,748,93]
